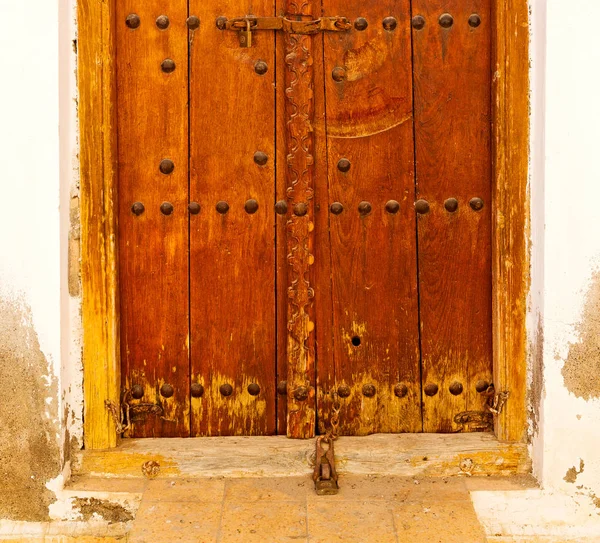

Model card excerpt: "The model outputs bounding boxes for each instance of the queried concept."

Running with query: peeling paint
[564,459,585,484]
[72,498,134,523]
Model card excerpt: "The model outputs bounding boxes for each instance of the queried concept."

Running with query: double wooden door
[117,0,493,438]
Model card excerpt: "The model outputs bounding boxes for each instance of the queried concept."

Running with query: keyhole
[351,336,361,347]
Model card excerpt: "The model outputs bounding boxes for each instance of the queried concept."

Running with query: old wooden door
[117,0,493,438]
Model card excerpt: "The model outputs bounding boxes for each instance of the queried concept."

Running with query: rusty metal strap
[224,16,351,34]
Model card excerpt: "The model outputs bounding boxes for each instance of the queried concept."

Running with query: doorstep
[73,433,530,479]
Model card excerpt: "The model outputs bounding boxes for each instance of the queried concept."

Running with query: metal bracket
[313,436,339,495]
[105,389,174,435]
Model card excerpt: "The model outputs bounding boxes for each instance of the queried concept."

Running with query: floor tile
[307,475,410,502]
[224,477,310,503]
[144,478,225,502]
[403,477,470,503]
[464,475,538,492]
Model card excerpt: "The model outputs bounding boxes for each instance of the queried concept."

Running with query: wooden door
[116,0,493,438]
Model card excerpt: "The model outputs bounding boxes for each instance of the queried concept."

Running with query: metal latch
[217,16,352,48]
[313,435,339,495]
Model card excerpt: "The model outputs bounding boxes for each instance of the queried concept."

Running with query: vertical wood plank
[79,0,120,449]
[116,0,190,437]
[492,0,529,443]
[189,2,277,436]
[318,0,422,434]
[412,0,493,432]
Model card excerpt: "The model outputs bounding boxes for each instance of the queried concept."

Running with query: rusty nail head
[161,58,176,73]
[475,380,489,393]
[160,202,174,215]
[386,200,400,214]
[383,16,398,31]
[220,383,233,397]
[354,17,368,31]
[468,14,481,27]
[412,15,426,30]
[424,383,439,396]
[216,16,228,30]
[415,199,430,214]
[216,201,230,214]
[358,201,372,216]
[188,202,201,215]
[131,384,144,399]
[470,197,484,211]
[444,198,459,213]
[131,202,145,216]
[254,151,268,166]
[245,199,259,214]
[338,385,351,398]
[277,381,288,395]
[449,381,464,395]
[191,383,204,398]
[254,60,268,75]
[439,13,454,28]
[156,15,170,30]
[294,386,309,401]
[330,202,344,215]
[126,14,141,29]
[160,159,175,174]
[160,383,174,398]
[187,16,201,30]
[275,200,288,215]
[394,383,408,398]
[332,66,347,82]
[294,202,308,217]
[248,383,261,396]
[362,384,376,397]
[337,158,351,172]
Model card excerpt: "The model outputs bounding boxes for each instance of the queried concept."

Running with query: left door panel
[117,1,190,437]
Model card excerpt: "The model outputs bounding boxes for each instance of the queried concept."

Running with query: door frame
[78,0,530,449]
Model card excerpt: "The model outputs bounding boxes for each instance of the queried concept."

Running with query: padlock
[239,19,252,48]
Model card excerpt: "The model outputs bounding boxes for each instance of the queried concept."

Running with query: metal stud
[385,200,400,214]
[338,385,351,398]
[131,384,144,399]
[449,381,464,395]
[383,17,398,31]
[161,58,176,73]
[337,158,351,173]
[470,197,484,211]
[188,202,201,215]
[424,383,439,396]
[277,381,288,395]
[412,15,426,30]
[160,202,174,215]
[254,151,268,166]
[394,383,408,398]
[126,14,141,29]
[191,383,204,398]
[187,16,201,30]
[294,202,308,217]
[156,15,170,30]
[216,201,230,214]
[358,201,372,216]
[275,200,288,215]
[159,159,175,175]
[444,198,459,213]
[362,384,376,397]
[131,202,145,216]
[216,16,228,30]
[354,17,368,31]
[254,60,268,75]
[245,199,259,214]
[248,383,261,396]
[415,199,430,215]
[439,13,454,28]
[160,383,175,398]
[330,202,344,215]
[332,66,347,82]
[220,383,233,397]
[468,14,482,28]
[475,380,489,393]
[293,386,309,401]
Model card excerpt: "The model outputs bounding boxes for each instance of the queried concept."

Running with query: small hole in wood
[351,336,361,347]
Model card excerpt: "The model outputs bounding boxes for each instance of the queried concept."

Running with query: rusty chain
[105,389,175,435]
[313,390,342,494]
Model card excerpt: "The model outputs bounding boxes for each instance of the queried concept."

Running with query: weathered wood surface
[316,0,422,435]
[189,0,277,436]
[75,434,530,478]
[79,0,120,449]
[412,0,494,432]
[117,0,190,436]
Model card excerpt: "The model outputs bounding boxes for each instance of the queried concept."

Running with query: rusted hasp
[313,436,339,495]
